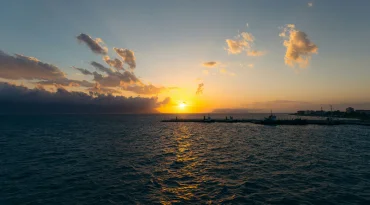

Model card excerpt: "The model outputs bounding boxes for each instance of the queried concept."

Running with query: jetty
[161,117,370,126]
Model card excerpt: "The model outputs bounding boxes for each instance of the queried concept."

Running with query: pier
[161,118,370,126]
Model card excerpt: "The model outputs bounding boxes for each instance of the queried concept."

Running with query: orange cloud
[247,50,265,57]
[280,24,318,68]
[226,32,254,54]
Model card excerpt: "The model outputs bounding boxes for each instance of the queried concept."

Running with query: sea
[1,114,369,204]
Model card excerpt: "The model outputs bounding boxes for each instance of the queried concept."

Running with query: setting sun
[179,102,187,109]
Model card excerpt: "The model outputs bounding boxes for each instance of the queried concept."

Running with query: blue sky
[1,0,370,112]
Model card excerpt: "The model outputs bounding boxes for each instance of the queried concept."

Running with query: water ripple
[0,114,370,204]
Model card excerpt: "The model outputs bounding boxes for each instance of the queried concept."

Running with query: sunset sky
[1,0,370,113]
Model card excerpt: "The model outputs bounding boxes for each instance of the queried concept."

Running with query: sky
[1,0,370,113]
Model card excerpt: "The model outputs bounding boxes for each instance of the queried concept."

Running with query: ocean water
[1,114,370,204]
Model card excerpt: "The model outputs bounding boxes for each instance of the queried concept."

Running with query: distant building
[315,110,325,115]
[346,107,355,114]
[304,110,315,115]
[356,110,370,115]
[297,110,305,115]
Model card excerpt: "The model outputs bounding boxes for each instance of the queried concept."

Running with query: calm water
[1,114,370,204]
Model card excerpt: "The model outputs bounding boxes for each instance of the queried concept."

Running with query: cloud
[73,66,93,75]
[226,39,249,54]
[37,78,95,88]
[247,50,265,57]
[122,84,167,95]
[196,83,204,95]
[92,70,139,87]
[279,24,318,68]
[83,61,165,95]
[202,70,209,75]
[114,48,136,69]
[77,33,108,55]
[240,32,254,42]
[103,56,124,70]
[0,51,65,80]
[202,61,218,68]
[308,2,313,7]
[91,61,114,74]
[226,32,254,54]
[87,82,122,94]
[0,82,170,114]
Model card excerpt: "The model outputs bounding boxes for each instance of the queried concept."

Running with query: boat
[264,110,277,121]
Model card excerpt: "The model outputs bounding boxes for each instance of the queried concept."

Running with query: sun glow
[179,102,187,109]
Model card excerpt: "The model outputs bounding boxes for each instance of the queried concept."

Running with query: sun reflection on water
[158,125,202,204]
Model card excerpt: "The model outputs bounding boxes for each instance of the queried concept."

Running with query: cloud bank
[0,82,169,114]
[280,24,318,68]
[0,51,65,80]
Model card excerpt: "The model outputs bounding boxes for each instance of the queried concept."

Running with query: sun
[179,102,187,109]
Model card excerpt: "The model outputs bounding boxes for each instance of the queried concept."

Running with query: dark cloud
[91,61,114,74]
[103,56,124,70]
[92,70,139,87]
[77,33,108,55]
[0,82,170,114]
[196,83,204,95]
[114,48,136,69]
[0,51,65,80]
[202,61,218,68]
[73,66,93,75]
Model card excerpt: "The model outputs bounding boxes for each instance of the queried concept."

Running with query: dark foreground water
[1,114,370,204]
